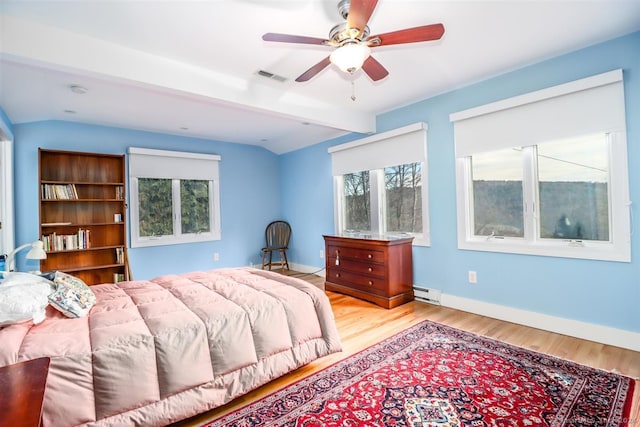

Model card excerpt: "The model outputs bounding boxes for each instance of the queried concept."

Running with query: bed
[0,268,342,426]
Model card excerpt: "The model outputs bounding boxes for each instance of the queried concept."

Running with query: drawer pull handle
[368,280,373,286]
[367,254,373,259]
[368,267,372,272]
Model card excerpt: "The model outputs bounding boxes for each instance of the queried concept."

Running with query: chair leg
[261,251,267,269]
[282,249,289,270]
[268,251,273,271]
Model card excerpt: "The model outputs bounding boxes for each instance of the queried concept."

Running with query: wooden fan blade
[368,23,445,46]
[347,0,379,37]
[295,56,332,82]
[362,56,389,81]
[262,33,329,45]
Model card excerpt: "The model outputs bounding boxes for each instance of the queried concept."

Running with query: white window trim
[0,138,14,256]
[452,70,631,262]
[128,147,221,248]
[329,122,430,246]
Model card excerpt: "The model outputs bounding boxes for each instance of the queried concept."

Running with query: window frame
[0,138,14,256]
[329,123,430,246]
[128,148,221,248]
[452,71,630,262]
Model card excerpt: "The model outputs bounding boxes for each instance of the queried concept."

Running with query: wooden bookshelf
[38,149,129,285]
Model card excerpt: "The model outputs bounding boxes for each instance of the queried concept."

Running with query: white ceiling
[1,0,639,154]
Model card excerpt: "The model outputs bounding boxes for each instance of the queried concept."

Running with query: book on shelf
[41,184,78,200]
[115,247,124,264]
[115,186,125,200]
[113,273,126,283]
[42,229,91,251]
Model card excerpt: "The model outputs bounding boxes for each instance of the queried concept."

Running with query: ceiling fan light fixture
[330,43,371,74]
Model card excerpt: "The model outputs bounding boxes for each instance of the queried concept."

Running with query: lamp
[4,241,47,272]
[330,42,371,74]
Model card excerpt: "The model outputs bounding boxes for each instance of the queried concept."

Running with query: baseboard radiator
[413,286,442,305]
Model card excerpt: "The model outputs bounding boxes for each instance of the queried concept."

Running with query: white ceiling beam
[0,15,376,135]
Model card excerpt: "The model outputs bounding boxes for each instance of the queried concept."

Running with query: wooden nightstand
[0,357,50,427]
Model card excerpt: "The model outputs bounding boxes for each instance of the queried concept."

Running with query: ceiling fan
[262,0,445,82]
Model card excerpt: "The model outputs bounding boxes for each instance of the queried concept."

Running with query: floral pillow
[48,272,96,318]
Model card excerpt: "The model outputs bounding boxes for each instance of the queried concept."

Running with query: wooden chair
[261,220,291,271]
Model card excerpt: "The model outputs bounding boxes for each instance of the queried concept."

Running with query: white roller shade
[450,70,626,157]
[128,147,220,180]
[329,122,427,176]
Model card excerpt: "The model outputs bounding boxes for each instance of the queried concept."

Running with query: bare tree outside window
[385,163,422,233]
[343,171,370,231]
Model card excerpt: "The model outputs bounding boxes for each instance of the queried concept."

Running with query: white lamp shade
[26,241,47,260]
[330,43,371,73]
[4,240,47,272]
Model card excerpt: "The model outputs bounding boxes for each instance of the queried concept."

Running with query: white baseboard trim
[284,266,639,351]
[441,293,640,352]
[287,263,326,278]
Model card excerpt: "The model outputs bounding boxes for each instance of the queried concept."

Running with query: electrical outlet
[320,250,324,258]
[213,252,219,262]
[468,270,477,284]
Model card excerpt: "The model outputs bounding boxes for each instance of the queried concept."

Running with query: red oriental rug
[207,320,635,427]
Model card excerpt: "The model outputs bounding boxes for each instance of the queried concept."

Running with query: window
[451,70,630,262]
[385,163,423,234]
[471,148,524,238]
[128,148,221,248]
[343,171,370,231]
[537,134,609,242]
[329,123,430,245]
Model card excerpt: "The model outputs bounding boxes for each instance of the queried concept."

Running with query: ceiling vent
[257,70,287,83]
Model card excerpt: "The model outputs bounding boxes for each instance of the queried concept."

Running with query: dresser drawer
[327,257,385,278]
[327,267,386,292]
[327,244,384,263]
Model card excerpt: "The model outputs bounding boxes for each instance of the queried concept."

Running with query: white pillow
[0,272,55,326]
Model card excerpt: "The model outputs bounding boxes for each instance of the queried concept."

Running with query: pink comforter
[0,268,341,426]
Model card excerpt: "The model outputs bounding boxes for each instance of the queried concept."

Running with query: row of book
[42,229,91,251]
[41,184,78,200]
[115,186,125,200]
[115,247,125,264]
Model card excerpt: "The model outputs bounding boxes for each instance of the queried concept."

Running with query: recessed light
[260,138,268,142]
[180,127,189,131]
[69,85,88,94]
[64,109,77,114]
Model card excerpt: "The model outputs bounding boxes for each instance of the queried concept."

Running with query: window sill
[458,237,630,263]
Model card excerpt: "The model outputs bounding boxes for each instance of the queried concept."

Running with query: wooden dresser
[323,234,414,309]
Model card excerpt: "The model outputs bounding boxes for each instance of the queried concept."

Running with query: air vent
[257,70,287,83]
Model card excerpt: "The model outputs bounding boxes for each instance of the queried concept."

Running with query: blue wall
[12,121,281,278]
[281,31,640,333]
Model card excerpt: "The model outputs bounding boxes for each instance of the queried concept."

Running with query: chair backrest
[265,220,291,249]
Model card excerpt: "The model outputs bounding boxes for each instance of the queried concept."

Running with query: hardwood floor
[175,271,640,426]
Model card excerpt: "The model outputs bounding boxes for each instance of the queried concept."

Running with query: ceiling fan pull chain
[351,79,356,101]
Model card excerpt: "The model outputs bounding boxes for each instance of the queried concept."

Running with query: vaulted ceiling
[1,0,639,153]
